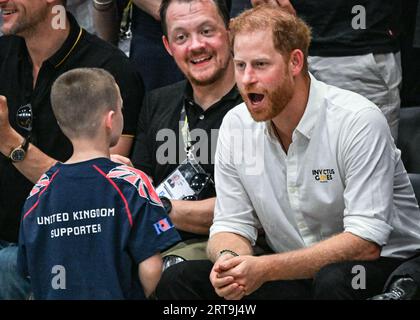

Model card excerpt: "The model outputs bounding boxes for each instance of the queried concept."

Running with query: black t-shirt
[292,0,401,56]
[0,14,144,242]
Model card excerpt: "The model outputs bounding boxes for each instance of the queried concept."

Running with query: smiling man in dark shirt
[0,0,143,299]
[131,0,242,267]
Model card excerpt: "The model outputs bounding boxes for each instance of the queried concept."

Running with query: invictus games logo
[312,169,335,183]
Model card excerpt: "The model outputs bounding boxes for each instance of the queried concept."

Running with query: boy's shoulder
[105,164,162,207]
[27,164,61,201]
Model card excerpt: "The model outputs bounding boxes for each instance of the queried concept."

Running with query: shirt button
[289,187,297,193]
[188,101,194,106]
[199,114,205,120]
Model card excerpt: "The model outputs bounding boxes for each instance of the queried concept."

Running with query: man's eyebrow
[197,20,217,28]
[170,27,186,34]
[171,20,217,32]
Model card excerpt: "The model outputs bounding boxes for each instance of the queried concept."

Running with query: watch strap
[21,135,30,152]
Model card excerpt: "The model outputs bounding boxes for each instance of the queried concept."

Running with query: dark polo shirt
[132,80,242,187]
[0,14,144,242]
[132,80,242,240]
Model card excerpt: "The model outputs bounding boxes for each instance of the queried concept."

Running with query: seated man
[17,68,180,299]
[156,5,420,300]
[131,0,242,267]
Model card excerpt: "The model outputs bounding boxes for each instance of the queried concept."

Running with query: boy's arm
[138,253,163,298]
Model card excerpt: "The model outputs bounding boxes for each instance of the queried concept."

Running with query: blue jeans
[0,240,31,299]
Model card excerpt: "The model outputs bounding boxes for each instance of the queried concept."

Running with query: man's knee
[0,246,30,300]
[0,246,18,275]
[156,261,189,299]
[313,262,356,299]
[156,260,213,300]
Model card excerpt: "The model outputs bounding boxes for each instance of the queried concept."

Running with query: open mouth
[1,9,18,16]
[190,55,212,65]
[248,93,265,104]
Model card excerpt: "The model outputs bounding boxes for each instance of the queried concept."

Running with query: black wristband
[159,196,172,215]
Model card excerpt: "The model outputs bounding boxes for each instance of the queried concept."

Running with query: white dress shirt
[211,74,420,259]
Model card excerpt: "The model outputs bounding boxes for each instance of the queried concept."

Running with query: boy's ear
[105,110,115,131]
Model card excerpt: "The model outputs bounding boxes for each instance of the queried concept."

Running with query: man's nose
[189,34,206,52]
[241,67,257,86]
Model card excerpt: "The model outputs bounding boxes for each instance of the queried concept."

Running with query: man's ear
[289,49,304,76]
[162,35,173,57]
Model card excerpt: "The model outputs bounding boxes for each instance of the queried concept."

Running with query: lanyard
[180,103,194,159]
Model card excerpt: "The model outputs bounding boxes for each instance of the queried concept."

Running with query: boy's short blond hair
[51,68,119,139]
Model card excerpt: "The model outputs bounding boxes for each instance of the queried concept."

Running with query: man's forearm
[132,0,162,20]
[0,128,57,183]
[260,232,381,282]
[207,232,253,263]
[170,197,215,234]
[92,0,120,44]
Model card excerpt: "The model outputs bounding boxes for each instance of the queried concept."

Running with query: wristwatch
[9,137,29,162]
[160,196,172,215]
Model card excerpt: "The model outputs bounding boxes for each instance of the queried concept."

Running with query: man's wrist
[92,0,114,11]
[159,196,173,215]
[0,128,23,157]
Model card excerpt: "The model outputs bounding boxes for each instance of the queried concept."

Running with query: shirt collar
[294,73,326,140]
[183,81,240,112]
[47,13,84,69]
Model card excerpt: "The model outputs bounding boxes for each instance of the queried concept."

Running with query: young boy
[17,68,180,299]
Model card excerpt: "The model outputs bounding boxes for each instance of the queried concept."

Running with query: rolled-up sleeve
[341,107,395,245]
[210,112,260,245]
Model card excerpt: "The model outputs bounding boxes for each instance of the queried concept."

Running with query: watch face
[10,148,26,162]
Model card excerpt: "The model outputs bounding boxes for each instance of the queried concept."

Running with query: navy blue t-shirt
[17,158,180,300]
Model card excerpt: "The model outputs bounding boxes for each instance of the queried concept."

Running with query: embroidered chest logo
[312,169,335,183]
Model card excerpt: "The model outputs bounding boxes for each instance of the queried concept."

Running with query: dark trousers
[384,254,420,289]
[156,257,405,300]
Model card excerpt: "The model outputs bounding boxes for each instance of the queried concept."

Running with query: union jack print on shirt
[107,165,162,206]
[28,173,51,199]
